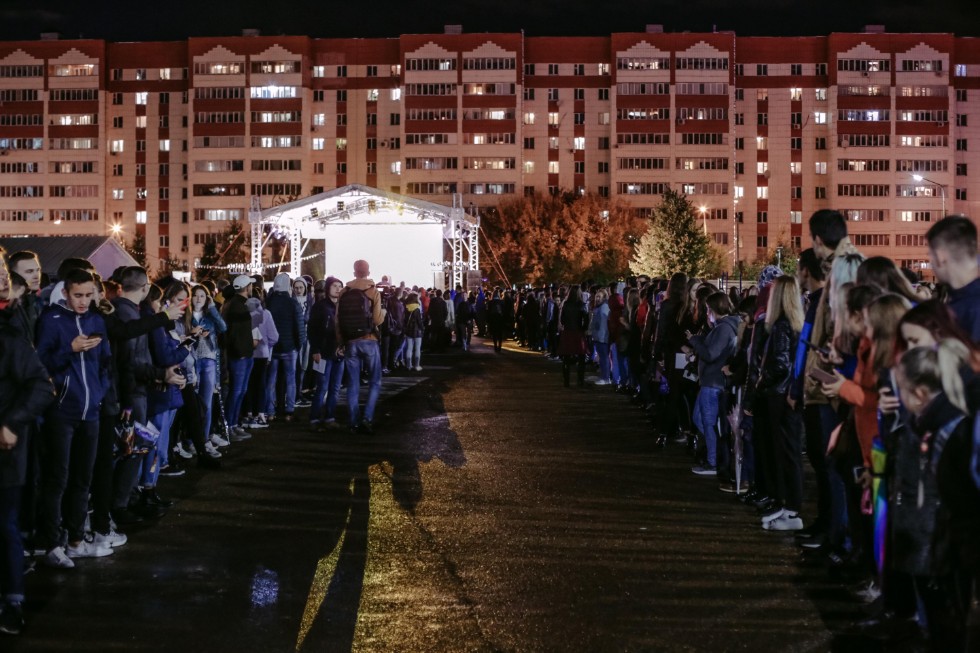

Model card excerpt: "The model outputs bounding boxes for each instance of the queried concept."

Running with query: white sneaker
[176,442,195,459]
[41,546,75,569]
[251,415,270,429]
[763,513,804,531]
[211,433,231,447]
[92,529,128,548]
[594,379,612,386]
[761,508,785,526]
[204,441,223,459]
[414,365,423,372]
[66,536,114,559]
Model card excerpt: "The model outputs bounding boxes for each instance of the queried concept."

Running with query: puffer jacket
[756,316,798,398]
[688,314,741,389]
[112,296,164,406]
[35,303,112,422]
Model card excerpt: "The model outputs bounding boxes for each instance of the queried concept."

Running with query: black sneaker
[0,602,24,636]
[359,420,374,435]
[141,488,174,509]
[110,507,144,526]
[159,462,186,478]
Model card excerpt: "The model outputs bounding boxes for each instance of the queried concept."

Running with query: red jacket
[608,294,625,342]
[839,336,879,467]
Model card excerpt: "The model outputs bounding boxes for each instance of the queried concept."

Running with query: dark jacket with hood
[688,314,741,389]
[756,316,798,397]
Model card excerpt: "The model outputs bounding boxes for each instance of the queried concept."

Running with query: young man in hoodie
[337,260,384,434]
[684,292,741,477]
[35,269,114,568]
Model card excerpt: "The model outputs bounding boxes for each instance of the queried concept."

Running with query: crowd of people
[0,211,977,647]
[0,251,491,637]
[493,211,977,651]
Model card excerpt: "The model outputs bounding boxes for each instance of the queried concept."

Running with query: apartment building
[1,27,978,276]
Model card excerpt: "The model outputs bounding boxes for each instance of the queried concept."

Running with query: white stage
[249,185,479,289]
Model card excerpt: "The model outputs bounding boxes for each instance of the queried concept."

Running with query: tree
[195,219,251,281]
[741,240,799,283]
[630,189,726,279]
[128,232,147,267]
[480,191,646,285]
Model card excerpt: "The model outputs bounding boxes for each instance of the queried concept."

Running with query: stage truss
[248,184,479,287]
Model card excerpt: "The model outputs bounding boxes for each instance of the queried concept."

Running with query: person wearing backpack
[336,260,384,434]
[384,290,406,372]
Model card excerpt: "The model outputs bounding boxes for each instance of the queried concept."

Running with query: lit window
[757,162,768,174]
[390,88,401,101]
[814,112,827,124]
[523,161,534,173]
[312,138,325,150]
[135,92,148,105]
[573,137,585,150]
[112,189,124,200]
[523,112,535,125]
[313,66,325,77]
[159,140,170,152]
[815,161,827,174]
[548,161,559,174]
[390,161,401,175]
[367,89,379,101]
[135,211,147,224]
[135,116,147,128]
[757,186,768,199]
[110,140,124,153]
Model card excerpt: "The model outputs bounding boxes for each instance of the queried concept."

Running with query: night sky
[1,0,979,41]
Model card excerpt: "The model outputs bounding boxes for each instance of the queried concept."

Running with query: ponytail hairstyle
[898,339,972,414]
[865,293,911,370]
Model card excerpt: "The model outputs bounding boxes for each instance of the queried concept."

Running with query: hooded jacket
[688,314,741,389]
[144,302,190,418]
[36,303,112,422]
[110,296,171,409]
[222,293,254,359]
[267,275,303,353]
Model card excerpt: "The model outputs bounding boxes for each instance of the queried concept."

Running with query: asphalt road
[10,338,923,652]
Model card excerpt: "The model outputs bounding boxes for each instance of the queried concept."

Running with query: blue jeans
[610,343,625,385]
[595,341,611,381]
[227,356,254,428]
[344,338,382,426]
[310,356,344,422]
[404,336,422,368]
[143,408,176,487]
[265,350,298,415]
[693,386,723,468]
[195,358,217,437]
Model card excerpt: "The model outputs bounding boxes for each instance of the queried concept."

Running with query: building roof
[0,236,138,279]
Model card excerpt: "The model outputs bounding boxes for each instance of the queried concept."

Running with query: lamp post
[699,205,708,235]
[911,174,947,217]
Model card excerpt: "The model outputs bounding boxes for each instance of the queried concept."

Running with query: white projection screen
[323,222,444,288]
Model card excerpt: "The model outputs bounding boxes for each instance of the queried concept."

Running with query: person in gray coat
[685,293,741,475]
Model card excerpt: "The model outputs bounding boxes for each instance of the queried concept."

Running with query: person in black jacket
[308,276,344,429]
[897,340,980,653]
[653,273,695,446]
[0,288,54,635]
[557,287,589,388]
[753,276,806,532]
[222,275,256,438]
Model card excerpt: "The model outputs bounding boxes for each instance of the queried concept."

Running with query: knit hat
[272,272,291,293]
[757,265,783,289]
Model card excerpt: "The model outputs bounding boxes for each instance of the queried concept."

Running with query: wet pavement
[8,339,943,652]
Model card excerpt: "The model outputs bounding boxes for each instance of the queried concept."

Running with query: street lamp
[911,174,947,217]
[698,205,708,235]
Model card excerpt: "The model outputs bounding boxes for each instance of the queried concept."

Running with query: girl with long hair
[653,272,695,447]
[557,285,589,388]
[754,276,806,531]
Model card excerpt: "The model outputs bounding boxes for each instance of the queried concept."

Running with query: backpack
[337,287,375,340]
[387,300,405,336]
[406,307,423,335]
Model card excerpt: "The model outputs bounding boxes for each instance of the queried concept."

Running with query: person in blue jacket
[34,269,114,568]
[140,283,192,507]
